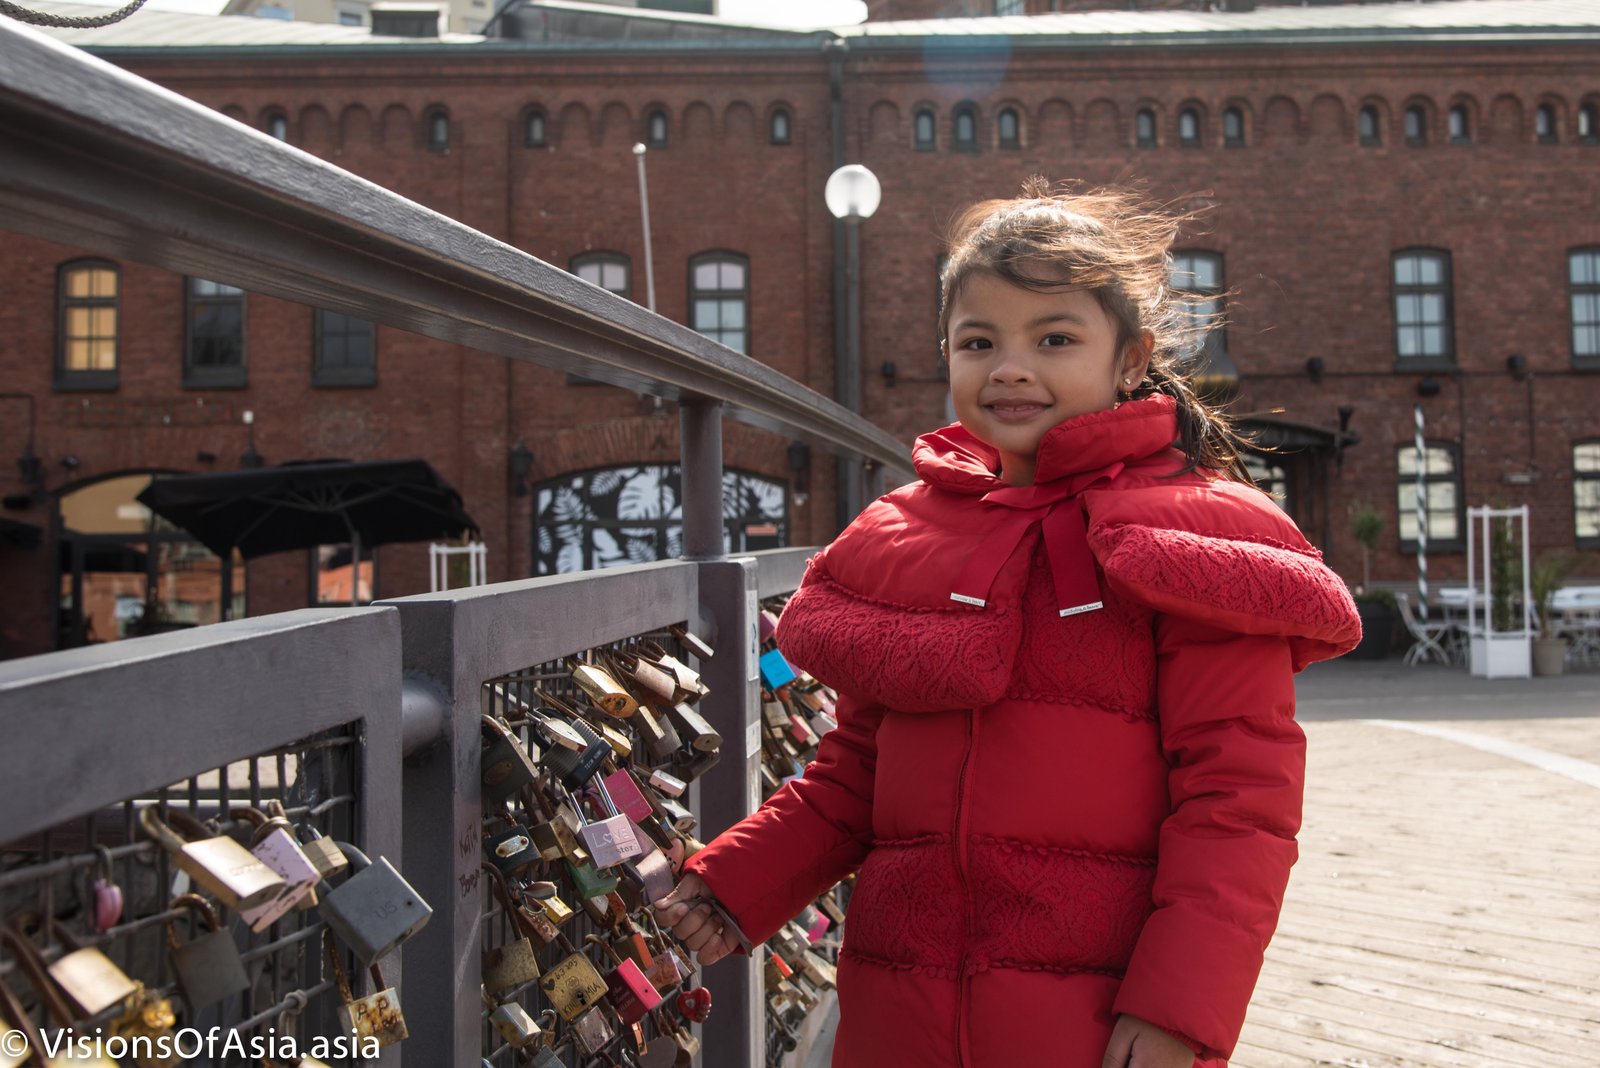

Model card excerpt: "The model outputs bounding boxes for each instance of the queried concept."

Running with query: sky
[62,0,870,26]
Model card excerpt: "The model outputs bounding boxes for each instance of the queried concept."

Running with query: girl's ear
[1119,332,1155,387]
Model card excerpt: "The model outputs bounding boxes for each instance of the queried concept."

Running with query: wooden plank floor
[1234,718,1600,1068]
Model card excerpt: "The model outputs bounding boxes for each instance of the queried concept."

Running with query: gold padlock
[28,917,141,1019]
[0,926,119,1068]
[140,806,285,911]
[538,952,608,1021]
[325,931,407,1048]
[566,657,637,718]
[111,984,181,1068]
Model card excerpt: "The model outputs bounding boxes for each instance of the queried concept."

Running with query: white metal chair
[1395,592,1452,666]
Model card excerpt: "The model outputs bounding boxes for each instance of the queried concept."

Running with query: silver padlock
[317,843,432,965]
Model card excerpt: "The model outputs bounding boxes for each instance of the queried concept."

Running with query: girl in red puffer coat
[653,179,1363,1068]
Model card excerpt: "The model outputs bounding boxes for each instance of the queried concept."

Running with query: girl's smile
[946,271,1150,486]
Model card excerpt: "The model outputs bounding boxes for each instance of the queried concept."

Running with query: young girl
[653,179,1362,1068]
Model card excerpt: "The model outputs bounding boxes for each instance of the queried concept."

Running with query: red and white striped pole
[1414,403,1428,622]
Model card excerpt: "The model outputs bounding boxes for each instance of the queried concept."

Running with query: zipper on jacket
[952,707,976,1068]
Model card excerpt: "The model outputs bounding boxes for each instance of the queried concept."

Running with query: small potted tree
[1348,502,1395,659]
[1531,552,1573,676]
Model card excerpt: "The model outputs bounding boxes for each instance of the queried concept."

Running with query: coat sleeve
[1110,617,1303,1059]
[683,691,884,946]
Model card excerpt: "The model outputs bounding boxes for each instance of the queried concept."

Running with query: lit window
[57,260,119,386]
[1392,250,1452,361]
[1570,248,1600,363]
[185,277,246,387]
[1575,442,1600,546]
[1359,105,1381,146]
[572,252,631,298]
[914,108,935,150]
[1136,108,1156,148]
[1396,443,1463,550]
[689,253,749,354]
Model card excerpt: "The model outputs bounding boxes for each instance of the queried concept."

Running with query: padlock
[654,796,697,835]
[526,701,587,751]
[297,823,350,880]
[519,903,562,947]
[325,931,408,1048]
[318,842,432,965]
[538,713,612,789]
[567,656,637,718]
[676,986,712,1025]
[237,806,322,931]
[482,714,540,804]
[800,904,831,943]
[646,768,687,798]
[165,892,250,1010]
[525,1047,564,1068]
[482,938,541,997]
[604,957,665,1026]
[571,1005,615,1055]
[602,770,656,824]
[666,703,721,753]
[89,845,124,933]
[594,718,635,761]
[797,948,838,989]
[641,640,709,702]
[668,624,716,663]
[608,649,677,706]
[110,984,180,1068]
[538,951,608,1021]
[540,894,575,926]
[484,825,541,877]
[635,705,682,763]
[759,647,798,691]
[34,917,140,1017]
[140,806,286,912]
[624,850,675,906]
[576,780,643,869]
[489,1001,544,1049]
[0,927,118,1067]
[566,857,620,899]
[531,803,586,861]
[817,894,847,926]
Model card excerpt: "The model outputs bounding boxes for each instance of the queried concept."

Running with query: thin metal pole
[1414,403,1427,622]
[634,143,657,314]
[837,217,863,530]
[680,398,724,561]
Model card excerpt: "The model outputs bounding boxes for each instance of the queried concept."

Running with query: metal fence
[0,13,905,1066]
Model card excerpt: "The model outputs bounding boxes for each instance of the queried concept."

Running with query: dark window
[1570,248,1600,365]
[184,278,246,387]
[524,109,546,147]
[1581,103,1598,144]
[1404,105,1427,146]
[1536,104,1558,144]
[914,109,935,150]
[689,253,748,354]
[1170,251,1226,367]
[1448,105,1471,144]
[995,0,1023,13]
[56,260,119,389]
[313,309,376,387]
[1392,250,1453,362]
[646,109,668,148]
[266,112,288,141]
[572,252,631,298]
[953,106,977,151]
[1359,105,1381,146]
[1244,455,1290,514]
[1576,441,1600,547]
[1396,443,1463,551]
[1136,108,1156,148]
[426,109,449,152]
[997,107,1020,149]
[1178,107,1201,147]
[1223,107,1244,147]
[770,109,791,145]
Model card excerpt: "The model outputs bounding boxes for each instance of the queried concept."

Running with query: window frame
[425,107,450,153]
[183,276,248,389]
[570,251,632,300]
[688,251,750,355]
[265,111,289,142]
[913,108,936,151]
[645,108,669,149]
[952,104,978,152]
[1222,106,1245,147]
[1391,248,1455,369]
[312,308,377,388]
[524,108,547,148]
[1135,107,1157,148]
[1169,250,1227,367]
[1178,107,1201,148]
[1395,441,1466,553]
[995,0,1024,14]
[997,106,1021,150]
[1575,440,1600,548]
[1535,103,1558,145]
[1404,104,1428,147]
[1570,247,1600,370]
[1358,104,1382,147]
[1447,104,1472,145]
[770,108,791,146]
[55,259,120,391]
[1580,103,1599,144]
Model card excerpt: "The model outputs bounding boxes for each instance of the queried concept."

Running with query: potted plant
[1531,552,1573,676]
[1348,502,1395,659]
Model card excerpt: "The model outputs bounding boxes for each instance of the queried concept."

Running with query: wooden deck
[1235,717,1600,1067]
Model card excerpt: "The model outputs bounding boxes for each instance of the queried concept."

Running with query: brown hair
[938,176,1251,480]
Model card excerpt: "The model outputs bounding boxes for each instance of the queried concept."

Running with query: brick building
[2,0,1597,658]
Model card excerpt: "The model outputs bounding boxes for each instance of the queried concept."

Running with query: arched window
[646,108,668,148]
[1358,105,1381,146]
[524,109,547,147]
[770,108,791,145]
[1392,249,1453,362]
[1135,107,1156,148]
[532,465,788,574]
[997,107,1020,149]
[1178,107,1200,147]
[689,252,749,354]
[1535,104,1557,144]
[265,112,288,141]
[56,260,119,387]
[1404,105,1427,146]
[1396,442,1464,551]
[571,251,631,298]
[425,108,450,152]
[953,105,977,150]
[1448,104,1471,144]
[913,108,936,150]
[1570,248,1600,365]
[1222,106,1244,147]
[1580,103,1597,144]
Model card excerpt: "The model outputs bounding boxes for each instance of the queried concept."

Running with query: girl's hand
[1101,1013,1196,1068]
[650,873,741,967]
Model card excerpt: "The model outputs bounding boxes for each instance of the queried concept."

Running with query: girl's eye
[958,337,991,351]
[1042,334,1071,348]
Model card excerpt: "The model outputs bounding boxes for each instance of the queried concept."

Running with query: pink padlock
[91,846,123,932]
[804,908,830,943]
[606,957,666,1025]
[676,986,712,1025]
[602,769,655,825]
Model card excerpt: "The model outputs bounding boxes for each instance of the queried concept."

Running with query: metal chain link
[0,0,150,28]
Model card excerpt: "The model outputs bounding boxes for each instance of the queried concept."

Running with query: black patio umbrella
[135,460,478,602]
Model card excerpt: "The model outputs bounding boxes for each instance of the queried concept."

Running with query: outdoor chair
[1395,591,1452,666]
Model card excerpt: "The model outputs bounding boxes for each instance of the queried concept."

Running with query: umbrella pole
[221,552,233,622]
[351,530,361,607]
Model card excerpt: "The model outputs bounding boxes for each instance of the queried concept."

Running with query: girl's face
[946,271,1150,486]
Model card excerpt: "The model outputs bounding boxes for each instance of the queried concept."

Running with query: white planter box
[1469,633,1531,679]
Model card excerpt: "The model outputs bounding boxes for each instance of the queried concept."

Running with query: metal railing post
[681,397,725,561]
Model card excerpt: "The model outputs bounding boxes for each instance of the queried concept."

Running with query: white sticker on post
[745,588,760,682]
[746,718,760,760]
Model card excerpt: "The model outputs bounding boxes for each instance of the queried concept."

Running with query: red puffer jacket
[686,396,1362,1067]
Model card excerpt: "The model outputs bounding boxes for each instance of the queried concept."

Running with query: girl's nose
[988,353,1035,383]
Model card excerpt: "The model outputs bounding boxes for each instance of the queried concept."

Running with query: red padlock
[91,845,124,932]
[676,986,712,1025]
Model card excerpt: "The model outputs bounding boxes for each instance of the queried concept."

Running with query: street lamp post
[632,143,657,314]
[824,163,881,531]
